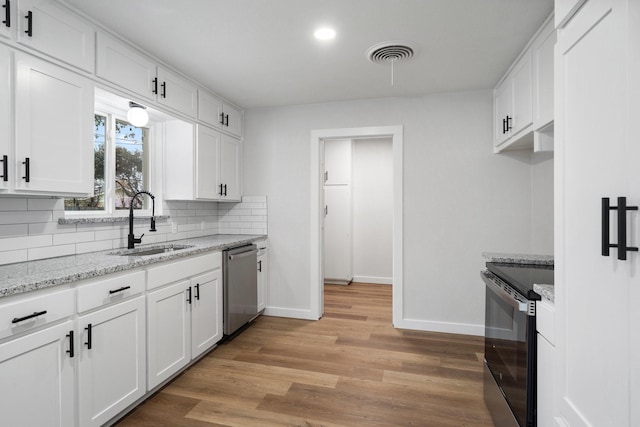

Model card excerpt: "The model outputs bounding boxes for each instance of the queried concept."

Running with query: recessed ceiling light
[314,27,336,41]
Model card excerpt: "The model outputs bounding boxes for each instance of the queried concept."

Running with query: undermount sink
[109,244,194,257]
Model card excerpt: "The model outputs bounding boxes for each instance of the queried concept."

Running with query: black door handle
[24,10,31,37]
[187,286,192,304]
[2,0,10,28]
[602,197,638,260]
[506,115,512,132]
[1,155,7,182]
[223,184,227,196]
[22,157,29,182]
[258,260,262,272]
[84,323,92,350]
[195,283,200,300]
[152,77,158,94]
[161,81,166,98]
[224,114,229,127]
[66,330,74,358]
[219,112,225,125]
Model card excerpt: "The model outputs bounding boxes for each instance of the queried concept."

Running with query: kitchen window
[64,112,154,216]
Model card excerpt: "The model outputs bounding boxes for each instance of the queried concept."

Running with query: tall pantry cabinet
[323,139,353,285]
[554,0,639,425]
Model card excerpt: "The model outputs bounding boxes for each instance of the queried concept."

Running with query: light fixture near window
[127,102,149,127]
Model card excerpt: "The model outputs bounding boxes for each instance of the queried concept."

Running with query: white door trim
[310,126,403,325]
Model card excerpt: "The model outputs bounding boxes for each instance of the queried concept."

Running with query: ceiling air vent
[365,41,415,64]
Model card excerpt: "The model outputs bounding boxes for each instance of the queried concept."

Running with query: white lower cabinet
[77,295,146,427]
[536,298,555,427]
[147,253,222,390]
[257,241,268,312]
[0,319,75,427]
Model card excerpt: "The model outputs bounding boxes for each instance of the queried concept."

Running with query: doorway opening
[310,126,403,325]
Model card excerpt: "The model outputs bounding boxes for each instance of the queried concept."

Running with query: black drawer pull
[2,0,9,28]
[12,310,47,323]
[66,330,74,358]
[85,323,92,349]
[109,285,131,295]
[1,154,7,182]
[24,10,31,37]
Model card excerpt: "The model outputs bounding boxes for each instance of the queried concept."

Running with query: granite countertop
[483,252,555,302]
[0,234,266,299]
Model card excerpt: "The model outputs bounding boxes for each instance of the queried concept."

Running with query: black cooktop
[486,262,554,299]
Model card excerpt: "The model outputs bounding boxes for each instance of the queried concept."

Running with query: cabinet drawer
[536,299,555,345]
[0,288,74,341]
[77,270,145,313]
[147,252,220,290]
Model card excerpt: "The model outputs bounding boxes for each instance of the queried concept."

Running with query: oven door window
[485,287,529,426]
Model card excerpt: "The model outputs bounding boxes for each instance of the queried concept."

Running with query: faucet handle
[150,218,156,232]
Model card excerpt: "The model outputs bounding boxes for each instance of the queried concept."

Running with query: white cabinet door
[0,0,12,39]
[532,18,555,130]
[257,250,267,312]
[14,52,93,195]
[537,333,555,427]
[196,124,221,200]
[510,50,532,137]
[324,185,352,283]
[0,44,9,192]
[191,269,222,359]
[0,320,75,427]
[17,0,94,72]
[556,0,588,27]
[96,32,156,101]
[221,102,242,138]
[147,280,190,390]
[220,133,241,201]
[324,139,352,185]
[78,296,146,427]
[198,89,223,128]
[493,80,511,146]
[157,66,197,118]
[555,0,635,425]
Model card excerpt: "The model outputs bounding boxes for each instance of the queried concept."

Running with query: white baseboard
[352,276,392,285]
[394,317,484,336]
[263,306,319,320]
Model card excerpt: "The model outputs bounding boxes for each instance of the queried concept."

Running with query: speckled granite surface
[482,252,554,266]
[534,284,554,302]
[0,235,265,299]
[58,215,170,224]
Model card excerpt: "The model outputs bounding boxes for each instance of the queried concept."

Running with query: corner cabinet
[164,123,241,202]
[14,52,94,196]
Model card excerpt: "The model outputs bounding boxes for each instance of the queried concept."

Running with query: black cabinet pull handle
[187,286,192,304]
[225,114,229,127]
[1,155,7,182]
[2,0,10,28]
[161,81,166,98]
[506,115,512,132]
[12,310,46,323]
[219,112,225,125]
[223,184,227,196]
[109,285,131,295]
[502,118,506,134]
[22,157,29,182]
[195,283,200,300]
[24,10,31,37]
[602,197,638,260]
[66,330,74,358]
[152,77,158,94]
[258,260,262,272]
[84,323,92,349]
[218,183,223,196]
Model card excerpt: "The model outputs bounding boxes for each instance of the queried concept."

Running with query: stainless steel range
[481,262,552,427]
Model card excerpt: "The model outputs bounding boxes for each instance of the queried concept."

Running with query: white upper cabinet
[556,0,587,27]
[14,52,94,196]
[532,17,556,131]
[219,133,241,201]
[0,0,13,39]
[194,124,221,200]
[0,45,9,192]
[198,89,243,138]
[96,32,197,118]
[17,0,95,72]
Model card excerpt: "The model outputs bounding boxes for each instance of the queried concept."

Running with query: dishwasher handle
[229,249,257,261]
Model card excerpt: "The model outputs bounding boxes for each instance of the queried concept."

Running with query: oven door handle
[481,271,528,313]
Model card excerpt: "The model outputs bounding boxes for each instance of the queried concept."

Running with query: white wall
[243,90,537,334]
[352,138,393,284]
[531,152,554,254]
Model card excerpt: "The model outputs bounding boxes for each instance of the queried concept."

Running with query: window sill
[58,215,170,225]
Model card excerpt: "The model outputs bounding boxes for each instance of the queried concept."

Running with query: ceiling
[62,0,554,109]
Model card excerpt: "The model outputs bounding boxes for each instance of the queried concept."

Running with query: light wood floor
[116,283,495,426]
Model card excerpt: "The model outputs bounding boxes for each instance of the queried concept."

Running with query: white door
[555,0,635,425]
[147,280,190,390]
[14,52,93,195]
[78,296,146,427]
[195,125,221,200]
[324,139,352,185]
[17,0,95,72]
[191,270,223,358]
[324,185,352,282]
[0,320,75,427]
[220,134,241,201]
[0,44,9,192]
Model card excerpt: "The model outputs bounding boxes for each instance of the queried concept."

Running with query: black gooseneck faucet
[128,190,156,249]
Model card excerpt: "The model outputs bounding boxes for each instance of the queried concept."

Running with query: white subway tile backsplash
[0,196,266,265]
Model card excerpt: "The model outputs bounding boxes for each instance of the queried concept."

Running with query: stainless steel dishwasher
[223,244,259,336]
